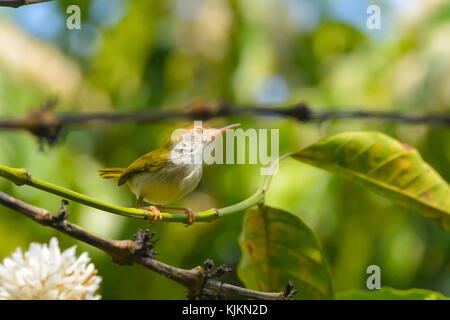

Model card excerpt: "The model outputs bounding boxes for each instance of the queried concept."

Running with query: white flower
[0,237,102,300]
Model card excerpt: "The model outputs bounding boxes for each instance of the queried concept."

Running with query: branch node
[203,259,232,279]
[26,98,63,146]
[0,166,31,186]
[132,228,158,259]
[187,259,231,300]
[184,259,232,300]
[282,280,297,299]
[112,229,158,266]
[54,199,70,224]
[283,103,312,121]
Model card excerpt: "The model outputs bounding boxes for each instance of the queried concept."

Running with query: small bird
[98,123,240,225]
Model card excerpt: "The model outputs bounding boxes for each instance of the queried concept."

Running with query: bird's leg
[155,206,195,226]
[136,196,144,209]
[136,197,162,222]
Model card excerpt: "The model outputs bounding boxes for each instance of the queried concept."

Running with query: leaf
[238,206,333,299]
[336,287,449,300]
[292,131,450,230]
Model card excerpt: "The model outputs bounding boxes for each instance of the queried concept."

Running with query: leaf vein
[366,152,407,176]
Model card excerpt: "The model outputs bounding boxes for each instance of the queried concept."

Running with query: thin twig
[313,110,450,124]
[0,101,448,145]
[0,191,289,300]
[0,0,52,8]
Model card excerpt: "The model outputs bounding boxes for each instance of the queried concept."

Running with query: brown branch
[0,191,290,300]
[312,110,450,124]
[0,0,52,8]
[0,100,448,145]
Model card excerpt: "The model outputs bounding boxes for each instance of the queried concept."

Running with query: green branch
[0,159,285,223]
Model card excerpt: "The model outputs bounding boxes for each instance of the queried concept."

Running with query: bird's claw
[146,206,195,226]
[141,206,163,224]
[184,208,195,227]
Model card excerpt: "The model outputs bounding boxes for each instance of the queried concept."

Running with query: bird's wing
[117,146,171,186]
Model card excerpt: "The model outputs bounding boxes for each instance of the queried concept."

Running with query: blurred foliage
[0,0,449,299]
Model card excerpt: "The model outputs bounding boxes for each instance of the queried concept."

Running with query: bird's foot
[183,208,195,227]
[141,206,162,223]
[156,206,195,226]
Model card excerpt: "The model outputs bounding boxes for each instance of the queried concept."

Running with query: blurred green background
[0,0,449,299]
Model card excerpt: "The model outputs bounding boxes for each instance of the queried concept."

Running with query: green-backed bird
[98,123,240,225]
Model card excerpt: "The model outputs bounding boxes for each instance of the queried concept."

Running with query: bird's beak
[211,123,240,139]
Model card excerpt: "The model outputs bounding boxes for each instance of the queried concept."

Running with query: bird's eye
[195,127,203,134]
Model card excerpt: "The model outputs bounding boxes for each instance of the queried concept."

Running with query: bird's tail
[98,168,124,179]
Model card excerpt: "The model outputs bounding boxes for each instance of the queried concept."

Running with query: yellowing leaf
[238,206,333,299]
[293,132,450,230]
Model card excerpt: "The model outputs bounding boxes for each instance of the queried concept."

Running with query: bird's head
[169,123,240,164]
[171,123,240,147]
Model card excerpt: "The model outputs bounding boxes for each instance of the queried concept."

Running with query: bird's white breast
[128,161,203,205]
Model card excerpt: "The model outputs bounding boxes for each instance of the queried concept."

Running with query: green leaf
[238,206,333,299]
[337,287,449,300]
[292,131,450,230]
